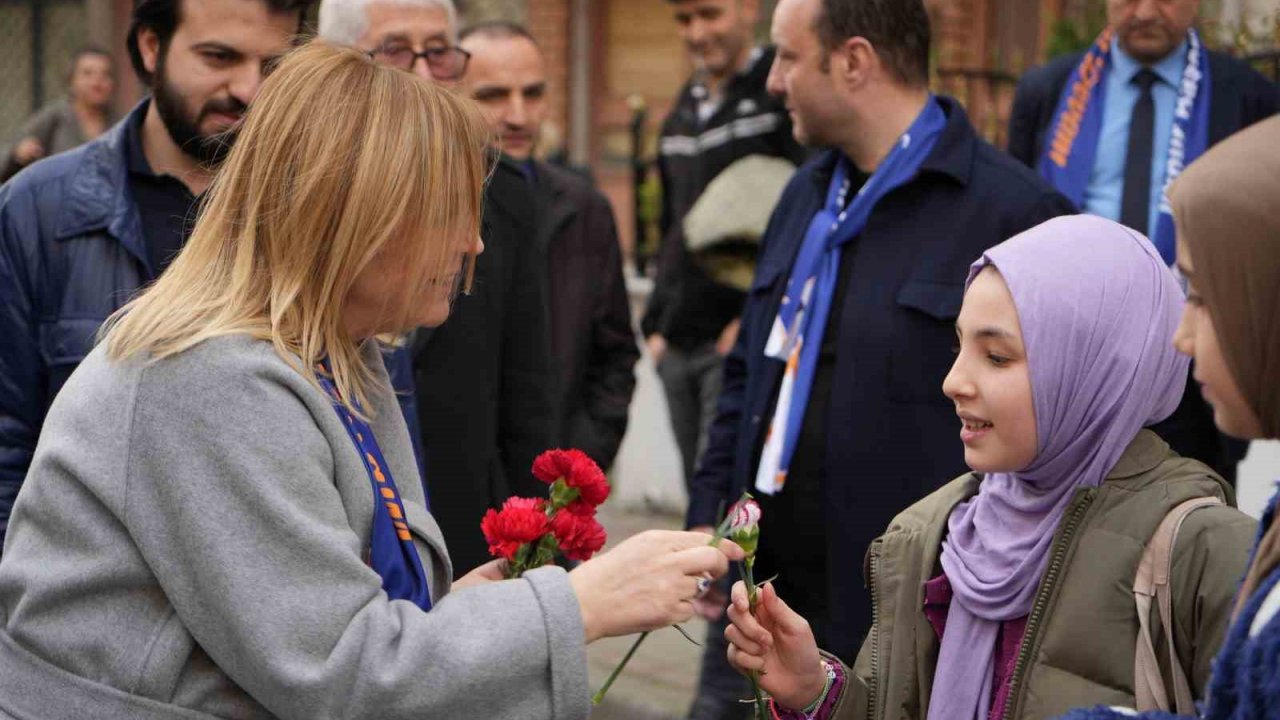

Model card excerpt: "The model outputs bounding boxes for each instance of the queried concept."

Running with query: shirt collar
[807,96,976,193]
[125,101,156,177]
[1113,36,1188,89]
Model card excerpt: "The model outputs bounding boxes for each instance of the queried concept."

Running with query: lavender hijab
[927,215,1189,720]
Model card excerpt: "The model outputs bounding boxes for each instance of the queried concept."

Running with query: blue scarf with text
[1037,28,1210,264]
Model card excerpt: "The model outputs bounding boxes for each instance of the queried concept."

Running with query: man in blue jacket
[685,0,1074,705]
[0,0,311,545]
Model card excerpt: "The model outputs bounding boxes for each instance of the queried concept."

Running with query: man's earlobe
[138,27,161,76]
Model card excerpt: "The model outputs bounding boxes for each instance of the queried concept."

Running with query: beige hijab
[1170,115,1280,615]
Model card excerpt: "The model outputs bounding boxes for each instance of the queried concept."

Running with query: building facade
[2,0,1276,254]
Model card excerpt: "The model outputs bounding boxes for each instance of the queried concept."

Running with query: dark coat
[402,157,555,575]
[1007,47,1279,170]
[642,46,807,350]
[686,97,1075,660]
[533,161,638,470]
[0,103,152,542]
[1007,48,1278,482]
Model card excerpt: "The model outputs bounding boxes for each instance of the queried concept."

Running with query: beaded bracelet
[798,658,837,717]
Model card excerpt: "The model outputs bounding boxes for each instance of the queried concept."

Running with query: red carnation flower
[481,497,549,562]
[549,508,607,562]
[531,449,611,507]
[532,449,580,484]
[566,454,610,507]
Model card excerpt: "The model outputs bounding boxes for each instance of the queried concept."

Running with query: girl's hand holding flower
[725,581,828,711]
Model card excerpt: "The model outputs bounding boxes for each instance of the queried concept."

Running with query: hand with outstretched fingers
[571,530,743,643]
[725,581,828,711]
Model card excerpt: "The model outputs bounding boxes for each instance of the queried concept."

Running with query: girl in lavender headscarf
[721,214,1256,720]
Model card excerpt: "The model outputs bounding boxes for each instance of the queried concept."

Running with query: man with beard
[0,0,311,547]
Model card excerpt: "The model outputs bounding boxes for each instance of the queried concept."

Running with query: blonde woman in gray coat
[0,42,740,720]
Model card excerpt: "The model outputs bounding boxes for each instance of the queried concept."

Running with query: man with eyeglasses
[320,0,557,577]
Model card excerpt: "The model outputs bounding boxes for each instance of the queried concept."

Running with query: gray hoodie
[0,335,589,719]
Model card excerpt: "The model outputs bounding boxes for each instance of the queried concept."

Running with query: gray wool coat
[0,336,590,719]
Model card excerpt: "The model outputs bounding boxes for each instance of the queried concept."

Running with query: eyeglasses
[368,44,471,81]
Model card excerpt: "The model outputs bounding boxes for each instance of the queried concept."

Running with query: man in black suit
[1007,0,1277,483]
[319,0,556,575]
[460,21,639,472]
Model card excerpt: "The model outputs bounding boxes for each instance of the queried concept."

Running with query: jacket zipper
[1001,490,1095,720]
[867,540,883,719]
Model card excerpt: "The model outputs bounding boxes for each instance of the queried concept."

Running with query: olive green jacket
[826,430,1256,720]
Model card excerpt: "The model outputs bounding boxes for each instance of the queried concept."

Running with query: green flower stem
[591,491,753,704]
[591,631,647,705]
[743,557,769,719]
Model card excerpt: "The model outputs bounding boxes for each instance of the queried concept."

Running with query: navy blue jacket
[686,97,1075,658]
[1008,48,1279,170]
[0,104,155,541]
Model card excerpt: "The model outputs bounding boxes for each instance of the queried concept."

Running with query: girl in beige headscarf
[1054,115,1280,720]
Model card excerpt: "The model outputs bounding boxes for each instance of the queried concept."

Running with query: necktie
[1120,69,1158,237]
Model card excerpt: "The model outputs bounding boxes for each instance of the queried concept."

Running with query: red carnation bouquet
[480,449,610,578]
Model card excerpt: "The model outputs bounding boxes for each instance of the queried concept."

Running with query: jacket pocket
[888,281,964,405]
[38,317,103,394]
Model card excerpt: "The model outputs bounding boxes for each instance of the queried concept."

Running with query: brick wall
[462,0,528,23]
[929,0,990,69]
[526,0,570,154]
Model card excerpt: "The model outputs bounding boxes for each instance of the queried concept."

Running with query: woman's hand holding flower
[725,581,828,711]
[569,530,744,643]
[451,559,509,591]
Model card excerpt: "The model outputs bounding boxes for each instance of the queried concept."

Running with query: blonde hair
[105,40,490,412]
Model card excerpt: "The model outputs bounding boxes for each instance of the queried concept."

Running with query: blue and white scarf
[1037,28,1211,264]
[755,97,947,495]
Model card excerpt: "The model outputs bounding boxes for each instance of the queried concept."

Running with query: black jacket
[533,161,638,470]
[641,46,806,350]
[407,157,554,574]
[688,98,1075,660]
[1007,47,1277,482]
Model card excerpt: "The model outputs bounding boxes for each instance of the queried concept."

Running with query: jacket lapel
[55,103,152,276]
[534,163,578,257]
[745,154,833,440]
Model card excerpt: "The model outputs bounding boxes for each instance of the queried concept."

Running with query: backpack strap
[1133,496,1223,714]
